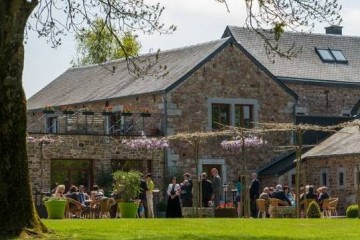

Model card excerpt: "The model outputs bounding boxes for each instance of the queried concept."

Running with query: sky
[23,0,360,99]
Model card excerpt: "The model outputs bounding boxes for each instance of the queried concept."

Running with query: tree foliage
[71,18,141,67]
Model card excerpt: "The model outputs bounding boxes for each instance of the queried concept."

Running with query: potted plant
[43,105,55,114]
[121,106,133,116]
[102,106,113,116]
[113,170,142,218]
[43,196,67,219]
[62,106,75,115]
[82,107,94,115]
[140,107,151,117]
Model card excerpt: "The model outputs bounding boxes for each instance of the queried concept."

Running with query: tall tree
[0,0,173,237]
[0,0,341,237]
[71,18,141,67]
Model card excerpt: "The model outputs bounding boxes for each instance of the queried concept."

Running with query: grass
[37,218,360,239]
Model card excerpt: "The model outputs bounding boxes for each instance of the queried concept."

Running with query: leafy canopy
[71,18,141,67]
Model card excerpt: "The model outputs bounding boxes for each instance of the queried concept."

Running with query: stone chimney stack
[325,25,343,35]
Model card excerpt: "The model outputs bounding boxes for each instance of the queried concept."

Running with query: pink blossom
[123,138,169,150]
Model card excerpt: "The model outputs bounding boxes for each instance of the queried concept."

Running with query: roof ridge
[227,25,360,39]
[69,38,230,71]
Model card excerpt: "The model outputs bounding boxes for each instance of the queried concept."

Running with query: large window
[211,103,254,130]
[51,159,92,191]
[211,104,230,130]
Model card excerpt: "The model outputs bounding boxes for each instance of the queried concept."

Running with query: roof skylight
[315,48,348,64]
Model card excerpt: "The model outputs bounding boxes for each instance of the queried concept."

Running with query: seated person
[317,186,330,211]
[53,184,66,198]
[271,184,291,206]
[300,185,317,201]
[78,185,90,206]
[259,187,270,216]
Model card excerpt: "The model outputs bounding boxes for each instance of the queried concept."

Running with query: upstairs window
[212,104,230,130]
[315,48,348,64]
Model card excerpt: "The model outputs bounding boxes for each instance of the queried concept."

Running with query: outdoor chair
[99,198,116,218]
[326,198,338,217]
[65,197,83,218]
[256,199,267,218]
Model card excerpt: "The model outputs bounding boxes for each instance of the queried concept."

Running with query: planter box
[121,112,133,117]
[215,208,236,218]
[140,113,151,117]
[182,207,214,218]
[45,200,66,219]
[82,111,94,115]
[62,110,75,115]
[43,110,55,114]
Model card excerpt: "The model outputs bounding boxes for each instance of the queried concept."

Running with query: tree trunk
[0,0,47,236]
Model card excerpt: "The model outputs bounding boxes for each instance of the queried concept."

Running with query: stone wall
[27,134,166,199]
[290,155,360,214]
[286,82,360,116]
[165,45,296,188]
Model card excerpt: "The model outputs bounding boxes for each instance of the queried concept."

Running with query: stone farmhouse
[27,26,360,212]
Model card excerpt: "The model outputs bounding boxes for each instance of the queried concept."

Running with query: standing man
[201,172,213,207]
[180,173,193,207]
[249,172,260,218]
[139,174,148,218]
[211,168,222,207]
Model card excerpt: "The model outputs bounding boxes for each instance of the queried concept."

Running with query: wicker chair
[326,198,338,217]
[99,198,116,218]
[256,199,267,218]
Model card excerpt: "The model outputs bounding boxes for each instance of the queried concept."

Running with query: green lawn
[36,218,360,240]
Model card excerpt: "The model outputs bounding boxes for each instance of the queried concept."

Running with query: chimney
[325,25,343,35]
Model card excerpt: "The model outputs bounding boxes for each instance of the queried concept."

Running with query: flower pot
[121,112,133,117]
[45,199,66,219]
[82,111,94,115]
[62,110,75,115]
[118,202,139,218]
[140,113,151,117]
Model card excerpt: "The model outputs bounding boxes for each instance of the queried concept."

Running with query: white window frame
[207,98,259,131]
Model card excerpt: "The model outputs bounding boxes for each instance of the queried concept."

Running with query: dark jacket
[272,190,291,206]
[249,178,260,199]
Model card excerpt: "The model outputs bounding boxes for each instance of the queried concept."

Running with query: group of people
[51,173,156,218]
[254,180,331,217]
[165,168,223,218]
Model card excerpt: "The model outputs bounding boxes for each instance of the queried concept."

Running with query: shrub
[306,200,321,218]
[346,205,359,218]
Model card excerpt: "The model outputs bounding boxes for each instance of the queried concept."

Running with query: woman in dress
[165,177,182,218]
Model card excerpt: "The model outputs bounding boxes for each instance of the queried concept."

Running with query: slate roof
[223,26,360,85]
[302,125,360,159]
[27,38,233,110]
